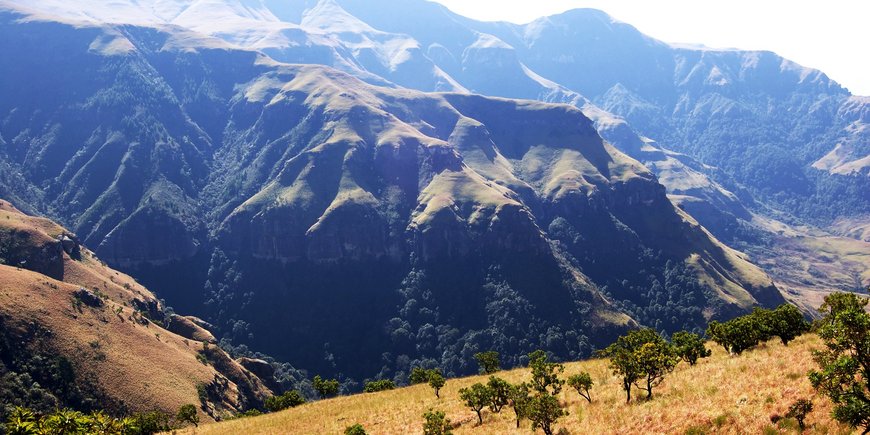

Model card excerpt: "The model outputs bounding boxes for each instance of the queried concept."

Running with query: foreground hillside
[0,200,272,423]
[181,334,846,434]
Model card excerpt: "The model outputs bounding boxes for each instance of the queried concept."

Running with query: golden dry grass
[181,334,850,435]
[0,200,271,421]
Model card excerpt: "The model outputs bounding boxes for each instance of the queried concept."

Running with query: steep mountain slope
[0,10,781,380]
[0,200,272,423]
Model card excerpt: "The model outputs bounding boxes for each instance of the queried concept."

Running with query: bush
[528,350,564,396]
[527,393,566,435]
[708,304,808,355]
[429,372,445,398]
[785,398,812,431]
[600,328,678,402]
[313,375,340,399]
[2,406,177,435]
[487,376,510,412]
[410,367,431,385]
[810,292,870,432]
[363,379,395,393]
[459,383,491,424]
[508,382,531,428]
[767,304,810,346]
[264,390,305,412]
[473,351,501,374]
[567,372,593,402]
[706,315,764,355]
[344,423,367,435]
[176,404,199,427]
[422,408,452,435]
[671,331,711,365]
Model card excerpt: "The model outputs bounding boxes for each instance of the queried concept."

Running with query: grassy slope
[0,200,270,421]
[182,334,849,434]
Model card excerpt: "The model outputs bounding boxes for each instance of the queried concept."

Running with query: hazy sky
[431,0,870,96]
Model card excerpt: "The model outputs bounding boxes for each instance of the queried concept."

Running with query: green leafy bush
[264,390,305,412]
[458,383,491,424]
[473,351,501,374]
[363,379,395,393]
[567,372,593,402]
[671,331,711,365]
[344,423,367,435]
[422,408,452,435]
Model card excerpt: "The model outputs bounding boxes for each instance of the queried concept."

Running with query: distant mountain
[0,200,272,423]
[0,8,782,382]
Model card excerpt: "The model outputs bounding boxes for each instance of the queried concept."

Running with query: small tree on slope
[810,292,870,433]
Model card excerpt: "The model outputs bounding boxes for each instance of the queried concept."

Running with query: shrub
[767,304,810,346]
[422,408,452,435]
[128,410,172,434]
[528,350,564,395]
[671,331,711,366]
[313,375,340,399]
[527,393,566,435]
[706,315,764,355]
[487,376,511,412]
[264,390,305,412]
[429,372,445,398]
[363,379,395,393]
[344,423,367,435]
[567,372,593,402]
[410,367,431,385]
[600,328,678,402]
[508,382,531,428]
[459,383,491,424]
[176,404,199,427]
[473,351,501,374]
[810,292,870,432]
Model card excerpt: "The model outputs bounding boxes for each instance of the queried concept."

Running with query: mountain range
[0,0,867,385]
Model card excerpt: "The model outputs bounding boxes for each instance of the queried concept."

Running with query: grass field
[178,334,849,434]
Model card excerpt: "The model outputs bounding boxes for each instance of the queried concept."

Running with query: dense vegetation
[0,317,122,433]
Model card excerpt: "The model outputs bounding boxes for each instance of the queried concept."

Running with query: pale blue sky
[432,0,870,95]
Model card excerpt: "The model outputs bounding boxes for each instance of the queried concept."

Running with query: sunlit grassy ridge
[180,334,848,434]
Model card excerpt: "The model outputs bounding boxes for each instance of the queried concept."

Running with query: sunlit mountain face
[0,0,866,382]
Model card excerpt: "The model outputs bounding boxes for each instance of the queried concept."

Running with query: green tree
[566,372,593,402]
[767,304,810,345]
[429,371,445,398]
[422,409,452,435]
[706,315,764,355]
[487,376,511,412]
[601,328,677,402]
[176,404,199,428]
[671,331,711,365]
[313,375,340,398]
[410,367,431,385]
[127,410,172,434]
[363,379,396,393]
[527,393,566,435]
[459,383,491,424]
[473,351,501,374]
[528,350,565,395]
[786,398,813,431]
[264,390,306,412]
[809,292,870,432]
[507,382,531,429]
[344,423,367,435]
[634,338,679,400]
